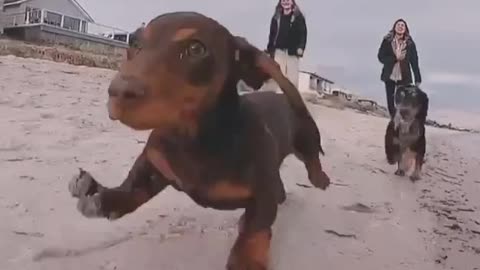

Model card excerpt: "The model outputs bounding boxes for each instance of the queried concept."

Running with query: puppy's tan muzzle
[107,73,147,120]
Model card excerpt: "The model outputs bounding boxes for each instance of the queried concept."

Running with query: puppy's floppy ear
[233,36,325,156]
[233,36,273,90]
[232,36,310,118]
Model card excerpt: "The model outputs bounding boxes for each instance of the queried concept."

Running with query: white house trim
[3,0,94,22]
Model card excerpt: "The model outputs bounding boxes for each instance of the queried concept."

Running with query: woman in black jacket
[266,0,307,90]
[377,18,422,118]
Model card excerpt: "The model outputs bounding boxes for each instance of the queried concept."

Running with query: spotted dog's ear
[416,88,429,123]
[232,36,310,118]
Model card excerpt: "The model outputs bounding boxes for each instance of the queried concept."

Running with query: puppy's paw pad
[68,169,97,198]
[410,175,421,182]
[387,158,396,165]
[77,193,103,218]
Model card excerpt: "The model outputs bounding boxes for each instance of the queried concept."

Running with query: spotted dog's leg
[394,148,407,177]
[410,135,426,182]
[68,152,169,220]
[385,120,400,165]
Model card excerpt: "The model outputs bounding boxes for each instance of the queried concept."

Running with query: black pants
[384,80,397,118]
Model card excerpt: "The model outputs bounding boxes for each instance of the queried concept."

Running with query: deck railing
[1,8,130,44]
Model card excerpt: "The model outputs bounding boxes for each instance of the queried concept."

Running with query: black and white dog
[384,84,429,181]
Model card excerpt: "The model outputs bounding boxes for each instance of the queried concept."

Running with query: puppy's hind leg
[273,170,286,204]
[293,149,330,190]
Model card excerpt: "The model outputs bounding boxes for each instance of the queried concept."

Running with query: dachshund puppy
[384,84,429,181]
[67,12,330,270]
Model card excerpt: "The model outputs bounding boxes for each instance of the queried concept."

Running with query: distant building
[298,70,335,95]
[0,0,4,34]
[1,0,130,53]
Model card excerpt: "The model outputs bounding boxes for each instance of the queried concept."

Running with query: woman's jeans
[384,80,397,118]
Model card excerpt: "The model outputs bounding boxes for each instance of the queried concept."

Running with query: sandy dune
[1,55,479,270]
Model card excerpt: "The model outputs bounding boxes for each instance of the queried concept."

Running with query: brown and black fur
[67,12,330,270]
[384,84,429,181]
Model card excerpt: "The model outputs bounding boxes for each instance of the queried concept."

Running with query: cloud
[75,0,480,112]
[426,72,480,87]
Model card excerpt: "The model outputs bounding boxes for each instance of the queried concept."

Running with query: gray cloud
[77,0,480,112]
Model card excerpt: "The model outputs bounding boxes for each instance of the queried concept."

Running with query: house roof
[3,0,94,22]
[299,70,334,84]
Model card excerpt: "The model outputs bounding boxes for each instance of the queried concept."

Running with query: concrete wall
[5,24,127,56]
[0,38,124,69]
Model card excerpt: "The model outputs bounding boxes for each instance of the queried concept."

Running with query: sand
[1,55,479,270]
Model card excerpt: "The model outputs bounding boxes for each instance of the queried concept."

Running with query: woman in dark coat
[377,18,422,118]
[265,0,307,90]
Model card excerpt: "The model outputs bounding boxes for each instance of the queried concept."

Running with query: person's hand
[297,48,304,57]
[396,49,406,61]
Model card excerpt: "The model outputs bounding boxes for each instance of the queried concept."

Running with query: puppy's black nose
[108,74,146,100]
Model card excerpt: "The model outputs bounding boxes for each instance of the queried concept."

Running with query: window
[25,6,42,24]
[309,76,317,90]
[63,15,80,31]
[44,11,62,27]
[80,20,87,33]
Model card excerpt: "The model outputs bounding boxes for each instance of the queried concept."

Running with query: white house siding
[26,0,89,21]
[298,71,311,93]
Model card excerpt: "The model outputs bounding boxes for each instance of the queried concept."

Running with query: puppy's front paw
[68,169,98,198]
[227,246,268,270]
[227,261,266,270]
[394,169,405,177]
[76,193,103,218]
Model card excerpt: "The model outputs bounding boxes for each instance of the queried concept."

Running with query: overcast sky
[77,0,480,113]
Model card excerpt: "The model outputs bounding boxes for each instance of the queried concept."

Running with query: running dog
[385,84,429,181]
[67,12,330,270]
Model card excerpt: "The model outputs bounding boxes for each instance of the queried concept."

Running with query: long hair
[275,0,297,11]
[273,0,302,18]
[385,18,412,41]
[390,18,410,39]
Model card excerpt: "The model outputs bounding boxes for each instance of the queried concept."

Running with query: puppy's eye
[180,40,206,59]
[188,41,206,56]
